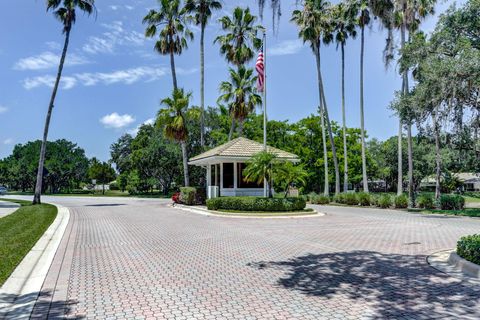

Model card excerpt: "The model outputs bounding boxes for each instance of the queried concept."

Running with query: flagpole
[263,29,267,197]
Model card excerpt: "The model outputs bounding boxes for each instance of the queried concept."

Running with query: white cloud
[0,105,7,114]
[23,75,77,90]
[109,5,119,10]
[100,113,135,129]
[83,21,145,55]
[45,41,61,50]
[22,66,169,90]
[128,118,155,136]
[14,51,89,71]
[269,40,304,56]
[3,138,14,145]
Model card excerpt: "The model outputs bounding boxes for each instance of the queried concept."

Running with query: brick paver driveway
[23,197,480,319]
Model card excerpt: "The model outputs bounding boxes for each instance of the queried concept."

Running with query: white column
[206,165,211,187]
[220,163,223,190]
[233,162,238,195]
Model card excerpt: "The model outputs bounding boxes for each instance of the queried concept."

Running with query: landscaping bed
[206,196,306,212]
[457,234,480,265]
[0,199,57,286]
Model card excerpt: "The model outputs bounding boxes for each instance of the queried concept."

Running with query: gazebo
[189,137,299,198]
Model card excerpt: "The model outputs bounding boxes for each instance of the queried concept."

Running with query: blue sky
[0,0,455,160]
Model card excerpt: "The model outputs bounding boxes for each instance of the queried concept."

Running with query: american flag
[256,50,265,92]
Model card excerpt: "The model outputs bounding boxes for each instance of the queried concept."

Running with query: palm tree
[257,0,282,34]
[214,7,262,68]
[291,0,341,196]
[185,0,222,147]
[275,162,308,198]
[217,66,262,139]
[243,151,277,197]
[351,0,371,193]
[143,0,194,90]
[332,1,357,192]
[33,0,95,205]
[157,89,192,186]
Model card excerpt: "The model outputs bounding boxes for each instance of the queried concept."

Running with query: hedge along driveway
[0,199,57,286]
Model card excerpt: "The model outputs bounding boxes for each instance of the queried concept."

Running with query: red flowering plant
[172,192,181,205]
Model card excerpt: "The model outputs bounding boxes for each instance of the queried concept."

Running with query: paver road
[8,196,480,319]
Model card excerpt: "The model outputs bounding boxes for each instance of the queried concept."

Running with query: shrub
[206,197,306,212]
[307,192,318,202]
[357,192,371,206]
[457,234,480,265]
[310,194,330,205]
[394,194,408,209]
[417,194,435,209]
[343,193,359,206]
[440,194,465,210]
[180,187,205,205]
[333,193,345,204]
[377,194,392,208]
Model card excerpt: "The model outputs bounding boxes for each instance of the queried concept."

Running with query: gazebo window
[223,163,234,188]
[210,164,220,186]
[237,163,263,188]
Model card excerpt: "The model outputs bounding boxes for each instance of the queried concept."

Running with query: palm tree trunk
[200,23,206,147]
[314,44,329,196]
[341,43,348,192]
[237,119,244,137]
[433,106,441,202]
[317,46,341,195]
[181,141,190,187]
[170,37,178,90]
[228,118,235,140]
[397,117,403,195]
[33,27,71,205]
[360,26,369,193]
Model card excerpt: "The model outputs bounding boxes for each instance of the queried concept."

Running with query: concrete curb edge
[0,203,70,319]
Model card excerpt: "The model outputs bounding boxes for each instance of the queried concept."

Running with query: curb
[172,204,325,219]
[427,249,480,285]
[0,203,70,319]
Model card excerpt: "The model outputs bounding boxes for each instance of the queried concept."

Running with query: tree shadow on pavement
[249,251,480,319]
[0,290,83,319]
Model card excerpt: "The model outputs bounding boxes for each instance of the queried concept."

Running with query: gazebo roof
[189,137,299,165]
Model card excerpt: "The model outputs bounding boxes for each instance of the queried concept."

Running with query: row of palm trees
[32,0,436,204]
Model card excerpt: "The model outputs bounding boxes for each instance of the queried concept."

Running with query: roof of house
[189,137,299,165]
[421,172,480,184]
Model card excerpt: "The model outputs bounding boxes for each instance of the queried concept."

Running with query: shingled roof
[189,137,299,164]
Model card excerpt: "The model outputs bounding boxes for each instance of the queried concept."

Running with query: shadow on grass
[0,290,83,319]
[249,251,480,319]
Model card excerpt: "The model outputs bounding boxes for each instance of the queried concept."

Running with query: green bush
[206,197,306,212]
[357,192,371,206]
[180,187,205,205]
[394,194,408,209]
[417,194,435,209]
[377,194,392,208]
[310,194,330,205]
[440,194,465,210]
[457,234,480,265]
[333,193,345,204]
[344,193,359,206]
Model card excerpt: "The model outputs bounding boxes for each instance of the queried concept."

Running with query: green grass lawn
[0,199,57,286]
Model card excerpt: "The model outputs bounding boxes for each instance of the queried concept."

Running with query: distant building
[420,172,480,192]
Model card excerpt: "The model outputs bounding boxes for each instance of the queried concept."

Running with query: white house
[188,137,299,198]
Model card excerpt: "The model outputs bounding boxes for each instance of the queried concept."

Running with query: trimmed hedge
[357,192,371,206]
[206,196,306,212]
[457,234,480,265]
[440,194,465,210]
[180,187,205,205]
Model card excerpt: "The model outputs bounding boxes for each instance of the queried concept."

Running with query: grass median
[0,199,57,286]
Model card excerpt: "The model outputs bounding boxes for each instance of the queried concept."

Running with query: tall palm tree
[380,0,436,204]
[217,66,262,139]
[332,1,357,192]
[214,7,262,68]
[157,89,192,187]
[185,0,222,147]
[33,0,95,205]
[143,0,194,90]
[292,0,341,195]
[351,0,371,193]
[257,0,282,34]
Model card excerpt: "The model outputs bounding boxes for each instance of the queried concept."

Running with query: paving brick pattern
[31,199,480,319]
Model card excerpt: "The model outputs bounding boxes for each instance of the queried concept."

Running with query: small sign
[92,179,97,185]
